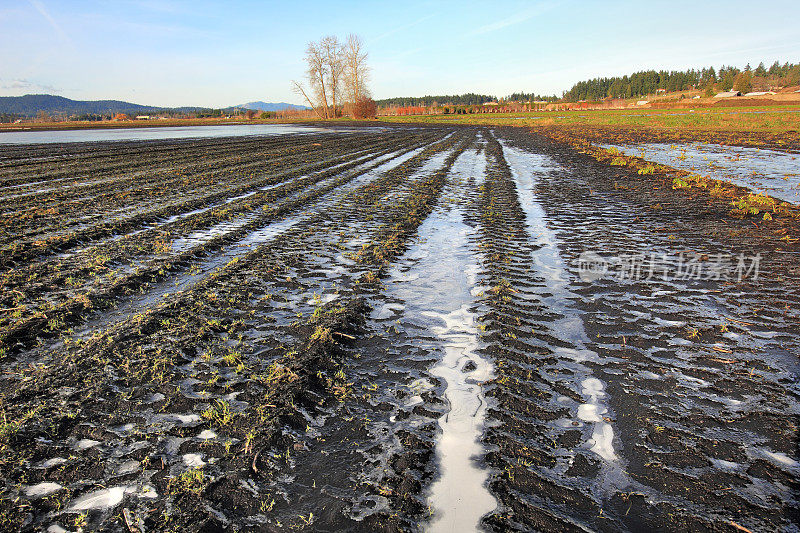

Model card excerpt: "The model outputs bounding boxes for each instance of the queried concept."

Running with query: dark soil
[1,124,797,532]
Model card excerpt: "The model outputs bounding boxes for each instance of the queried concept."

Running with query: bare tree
[301,40,330,119]
[320,35,344,118]
[292,80,324,119]
[343,34,370,108]
[294,34,370,120]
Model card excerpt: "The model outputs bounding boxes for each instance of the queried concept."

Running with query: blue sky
[1,0,798,107]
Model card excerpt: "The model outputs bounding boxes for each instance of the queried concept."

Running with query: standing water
[603,142,800,203]
[0,123,375,144]
[499,139,631,486]
[381,146,497,531]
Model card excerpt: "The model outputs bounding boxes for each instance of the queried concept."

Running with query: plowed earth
[1,125,797,532]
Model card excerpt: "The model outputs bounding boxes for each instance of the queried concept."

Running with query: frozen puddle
[23,482,63,499]
[383,147,497,532]
[66,484,158,512]
[500,140,626,477]
[604,142,800,203]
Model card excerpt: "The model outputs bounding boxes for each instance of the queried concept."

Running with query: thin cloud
[472,1,560,36]
[122,0,185,13]
[386,46,425,61]
[369,13,437,44]
[27,0,74,48]
[119,20,218,38]
[1,78,58,93]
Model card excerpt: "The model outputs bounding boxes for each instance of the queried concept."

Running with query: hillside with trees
[0,95,309,122]
[505,92,559,103]
[0,94,161,117]
[562,60,800,102]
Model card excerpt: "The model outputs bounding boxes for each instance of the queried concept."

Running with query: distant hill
[0,94,308,118]
[235,101,309,112]
[0,94,162,116]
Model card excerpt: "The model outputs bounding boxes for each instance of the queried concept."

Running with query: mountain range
[0,94,307,117]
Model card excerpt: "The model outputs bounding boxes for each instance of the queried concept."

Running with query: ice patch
[152,413,201,427]
[721,397,744,407]
[68,486,126,511]
[578,404,603,423]
[183,453,206,467]
[653,317,687,328]
[652,290,675,297]
[675,373,710,388]
[582,377,606,398]
[112,423,136,435]
[67,485,157,512]
[639,371,662,380]
[554,347,599,363]
[23,482,63,498]
[115,460,140,476]
[763,450,799,468]
[589,423,617,463]
[197,429,217,440]
[751,331,778,339]
[711,458,740,470]
[38,457,67,468]
[74,439,101,450]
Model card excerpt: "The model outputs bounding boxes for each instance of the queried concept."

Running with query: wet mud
[1,124,797,532]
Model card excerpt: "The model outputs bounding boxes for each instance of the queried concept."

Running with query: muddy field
[0,125,798,532]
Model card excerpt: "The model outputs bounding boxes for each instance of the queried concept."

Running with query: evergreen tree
[734,72,752,93]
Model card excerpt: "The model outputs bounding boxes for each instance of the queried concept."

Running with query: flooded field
[0,125,798,532]
[0,123,373,145]
[604,142,800,203]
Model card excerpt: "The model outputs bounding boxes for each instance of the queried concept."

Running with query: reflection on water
[500,139,632,490]
[378,147,497,532]
[604,142,800,203]
[0,123,373,145]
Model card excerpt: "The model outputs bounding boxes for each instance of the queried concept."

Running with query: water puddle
[604,142,800,203]
[380,147,497,531]
[500,139,630,485]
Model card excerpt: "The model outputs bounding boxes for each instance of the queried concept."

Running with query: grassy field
[379,105,800,133]
[4,104,799,135]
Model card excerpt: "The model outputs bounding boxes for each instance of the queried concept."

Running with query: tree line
[375,93,497,107]
[294,34,374,119]
[562,60,800,102]
[505,92,559,103]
